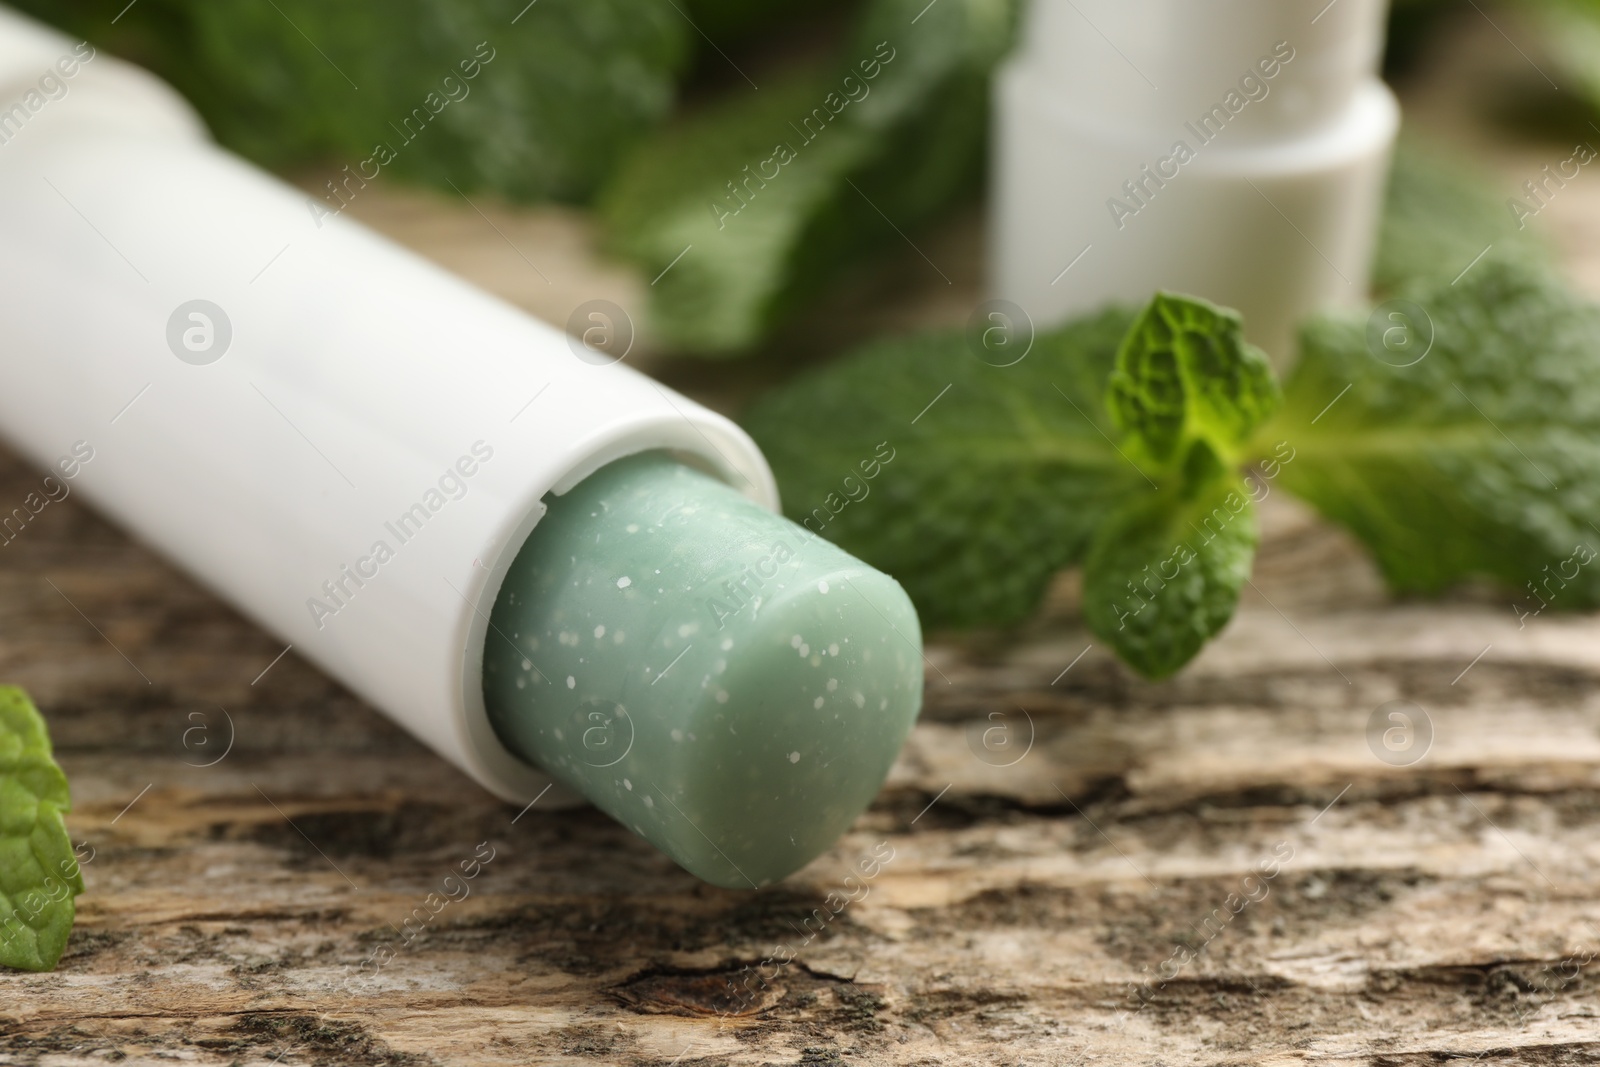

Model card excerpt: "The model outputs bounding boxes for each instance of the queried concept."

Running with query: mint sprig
[0,687,82,972]
[748,265,1600,679]
[1087,293,1276,676]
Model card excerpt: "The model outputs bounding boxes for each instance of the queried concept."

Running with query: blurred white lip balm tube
[990,0,1399,364]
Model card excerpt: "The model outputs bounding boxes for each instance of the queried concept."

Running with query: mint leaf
[1274,260,1600,604]
[745,307,1148,627]
[1374,139,1552,294]
[1532,1,1600,122]
[600,0,1016,354]
[1108,292,1280,468]
[1082,474,1259,680]
[0,687,82,973]
[19,0,691,203]
[681,0,844,46]
[601,71,875,353]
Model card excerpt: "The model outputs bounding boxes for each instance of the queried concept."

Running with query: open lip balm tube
[0,7,923,886]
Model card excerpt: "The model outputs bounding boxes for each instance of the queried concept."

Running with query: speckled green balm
[483,452,923,888]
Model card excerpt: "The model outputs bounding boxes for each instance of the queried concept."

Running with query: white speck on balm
[521,658,532,671]
[817,580,829,594]
[678,622,698,638]
[671,728,684,742]
[626,523,640,533]
[721,637,734,651]
[788,751,801,763]
[827,678,838,691]
[617,576,631,588]
[715,690,729,704]
[624,778,632,790]
[594,624,606,638]
[643,795,654,808]
[798,643,810,657]
[828,643,839,657]
[790,634,802,648]
[813,696,824,709]
[566,676,576,689]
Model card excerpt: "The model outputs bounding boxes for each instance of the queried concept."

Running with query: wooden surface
[8,10,1600,1066]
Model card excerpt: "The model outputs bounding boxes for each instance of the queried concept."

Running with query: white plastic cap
[991,0,1399,362]
[1016,0,1390,143]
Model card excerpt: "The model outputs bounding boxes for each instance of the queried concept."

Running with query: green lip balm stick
[483,452,923,887]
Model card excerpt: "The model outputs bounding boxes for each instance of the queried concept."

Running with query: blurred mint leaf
[601,70,874,352]
[1375,138,1552,294]
[681,0,849,48]
[1274,260,1600,603]
[1082,474,1259,680]
[1533,1,1600,113]
[0,687,82,973]
[601,0,1016,354]
[15,0,692,203]
[745,307,1148,627]
[1108,292,1279,468]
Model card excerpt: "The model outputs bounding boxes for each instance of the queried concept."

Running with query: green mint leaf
[1275,260,1600,605]
[680,0,844,47]
[1082,475,1259,681]
[1375,138,1552,294]
[745,307,1149,627]
[1532,2,1600,128]
[601,70,876,353]
[600,0,1016,354]
[21,0,691,204]
[1107,292,1280,469]
[0,686,82,973]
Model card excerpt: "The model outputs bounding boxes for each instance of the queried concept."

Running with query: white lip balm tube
[0,7,928,888]
[0,6,764,803]
[990,0,1399,363]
